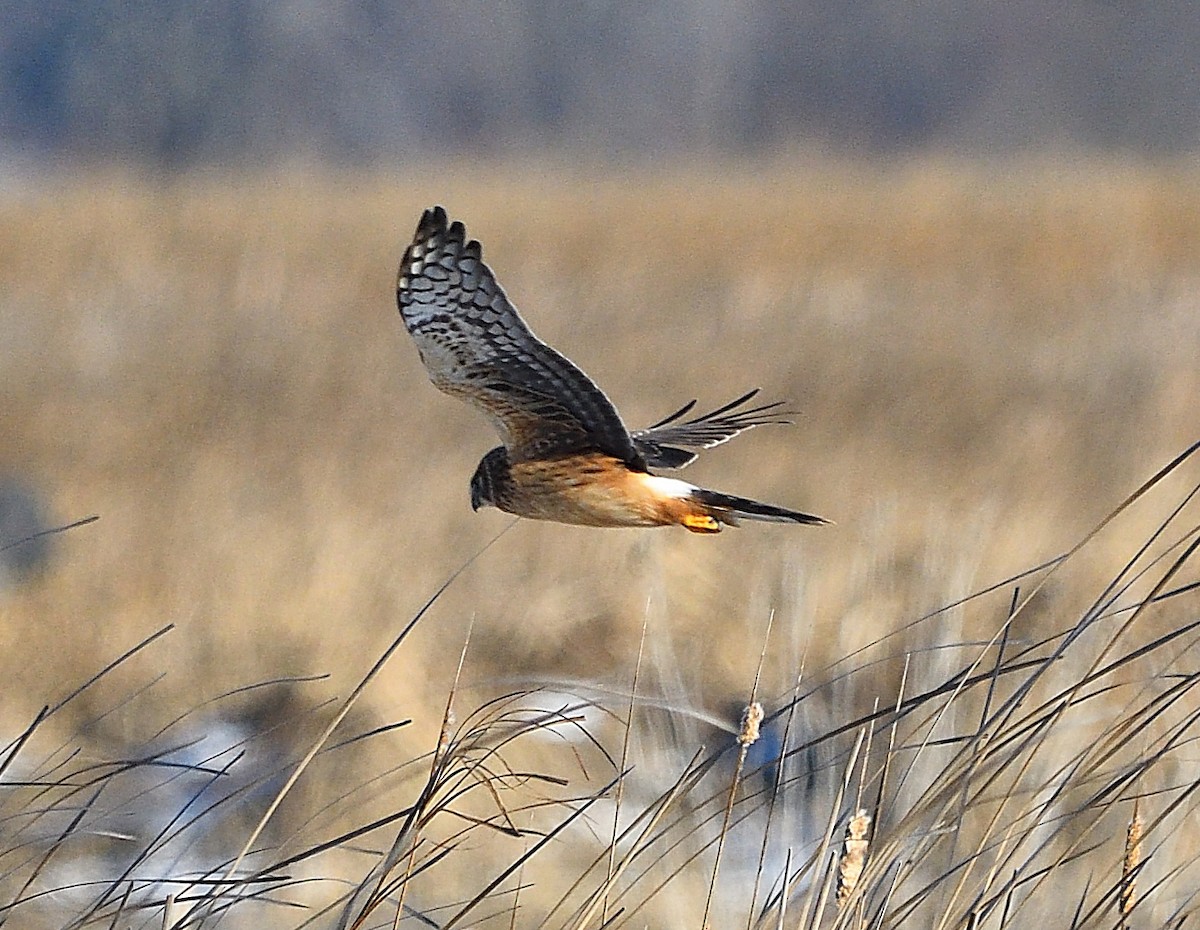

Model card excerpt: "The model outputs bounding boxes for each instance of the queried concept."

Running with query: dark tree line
[2,1,1198,166]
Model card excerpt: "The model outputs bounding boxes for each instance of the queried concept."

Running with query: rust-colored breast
[499,454,692,528]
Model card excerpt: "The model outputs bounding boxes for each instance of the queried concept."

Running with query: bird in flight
[396,206,828,534]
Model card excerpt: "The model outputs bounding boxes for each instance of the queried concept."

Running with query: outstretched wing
[397,207,640,465]
[632,389,793,469]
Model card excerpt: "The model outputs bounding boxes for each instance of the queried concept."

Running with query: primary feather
[632,389,794,469]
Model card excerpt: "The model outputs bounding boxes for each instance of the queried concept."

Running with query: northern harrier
[396,206,828,534]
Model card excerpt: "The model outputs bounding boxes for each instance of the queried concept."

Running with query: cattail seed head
[1120,799,1143,923]
[436,709,456,760]
[837,808,872,909]
[738,701,764,747]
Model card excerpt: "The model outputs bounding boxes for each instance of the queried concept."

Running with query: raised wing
[632,389,792,469]
[397,207,640,465]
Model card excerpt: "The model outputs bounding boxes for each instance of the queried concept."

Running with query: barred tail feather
[693,488,830,527]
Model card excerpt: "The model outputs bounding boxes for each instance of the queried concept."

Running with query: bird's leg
[681,513,721,534]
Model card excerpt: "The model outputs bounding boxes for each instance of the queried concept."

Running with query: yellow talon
[682,513,721,534]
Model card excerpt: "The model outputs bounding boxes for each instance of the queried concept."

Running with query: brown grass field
[1,158,1199,927]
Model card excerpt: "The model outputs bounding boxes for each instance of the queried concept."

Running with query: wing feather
[397,207,640,465]
[632,389,794,469]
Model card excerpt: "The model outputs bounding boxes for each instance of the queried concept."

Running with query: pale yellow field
[1,159,1198,927]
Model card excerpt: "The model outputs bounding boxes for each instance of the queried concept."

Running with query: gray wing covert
[397,207,640,465]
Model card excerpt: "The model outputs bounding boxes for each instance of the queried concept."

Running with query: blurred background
[4,1,1200,165]
[2,5,1200,926]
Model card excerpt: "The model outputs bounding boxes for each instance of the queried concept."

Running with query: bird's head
[470,447,509,512]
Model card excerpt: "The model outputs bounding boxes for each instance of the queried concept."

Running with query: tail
[684,488,830,533]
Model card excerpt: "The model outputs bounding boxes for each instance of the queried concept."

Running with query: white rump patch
[639,474,695,499]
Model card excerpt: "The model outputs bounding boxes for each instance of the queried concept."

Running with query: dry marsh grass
[1,463,1197,928]
[0,158,1199,926]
